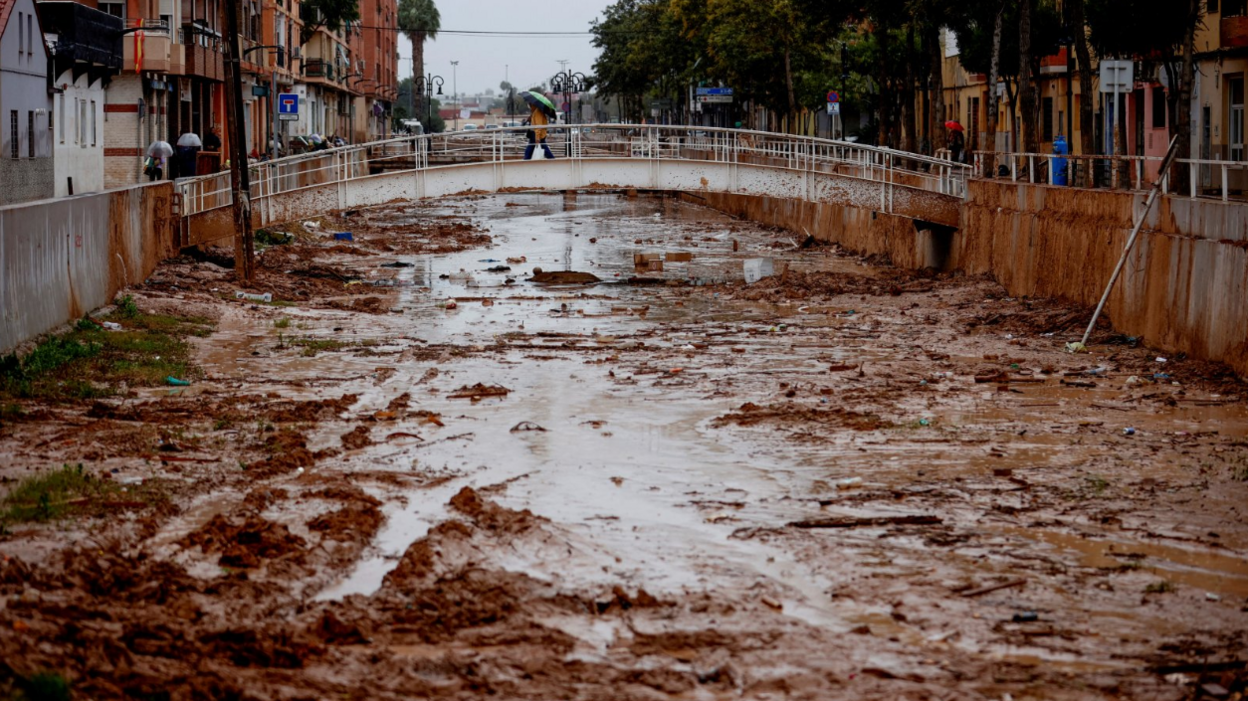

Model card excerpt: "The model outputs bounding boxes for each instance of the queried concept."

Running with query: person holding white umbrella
[176,131,203,178]
[144,139,173,181]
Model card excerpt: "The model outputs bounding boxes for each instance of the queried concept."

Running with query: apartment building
[0,0,53,204]
[349,0,397,142]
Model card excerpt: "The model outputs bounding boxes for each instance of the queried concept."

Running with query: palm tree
[398,0,440,126]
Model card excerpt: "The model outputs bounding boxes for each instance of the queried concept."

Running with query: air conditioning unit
[291,46,301,59]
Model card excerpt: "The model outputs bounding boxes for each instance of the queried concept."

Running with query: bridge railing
[967,149,1248,202]
[176,124,973,217]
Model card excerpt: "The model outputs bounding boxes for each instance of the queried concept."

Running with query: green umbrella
[522,90,558,119]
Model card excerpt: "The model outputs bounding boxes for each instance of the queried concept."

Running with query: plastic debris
[333,232,354,241]
[835,477,863,490]
[166,376,191,386]
[743,258,775,284]
[1155,356,1167,363]
[1153,373,1171,380]
[102,321,123,331]
[1065,342,1087,353]
[1123,427,1136,436]
[1206,592,1222,602]
[235,291,273,303]
[1011,612,1039,623]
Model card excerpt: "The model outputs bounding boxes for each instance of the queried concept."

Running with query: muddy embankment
[684,181,1248,377]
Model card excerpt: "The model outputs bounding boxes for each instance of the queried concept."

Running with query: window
[1152,87,1167,128]
[27,111,33,158]
[10,111,17,159]
[27,14,33,57]
[90,100,96,146]
[17,12,23,56]
[1209,0,1219,13]
[1227,0,1247,16]
[58,94,64,143]
[79,99,87,146]
[1043,97,1054,141]
[100,1,125,18]
[1230,76,1245,161]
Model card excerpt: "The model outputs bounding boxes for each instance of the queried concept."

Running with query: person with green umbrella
[522,90,556,160]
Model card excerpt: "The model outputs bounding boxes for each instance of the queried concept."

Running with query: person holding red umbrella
[946,120,966,163]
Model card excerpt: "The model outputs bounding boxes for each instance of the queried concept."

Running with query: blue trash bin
[1052,134,1069,186]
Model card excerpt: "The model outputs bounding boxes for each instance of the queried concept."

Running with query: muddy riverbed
[1,192,1246,700]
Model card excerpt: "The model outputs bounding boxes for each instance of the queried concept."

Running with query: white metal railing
[969,150,1248,202]
[176,124,974,217]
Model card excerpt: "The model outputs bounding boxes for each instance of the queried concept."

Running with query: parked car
[484,124,501,130]
[462,123,479,131]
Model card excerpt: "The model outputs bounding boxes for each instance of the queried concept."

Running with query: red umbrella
[945,120,965,132]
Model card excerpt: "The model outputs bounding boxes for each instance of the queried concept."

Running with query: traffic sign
[1099,60,1133,93]
[826,90,840,104]
[278,93,298,121]
[696,87,733,96]
[696,95,733,104]
[827,102,840,115]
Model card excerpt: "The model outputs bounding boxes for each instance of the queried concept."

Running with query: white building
[0,0,53,204]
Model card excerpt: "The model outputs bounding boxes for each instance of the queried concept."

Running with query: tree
[1071,0,1095,170]
[397,77,445,132]
[299,0,359,44]
[1019,0,1037,153]
[398,0,441,123]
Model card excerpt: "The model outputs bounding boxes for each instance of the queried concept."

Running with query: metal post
[223,0,253,282]
[270,68,277,162]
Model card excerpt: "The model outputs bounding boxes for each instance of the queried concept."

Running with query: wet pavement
[2,192,1247,699]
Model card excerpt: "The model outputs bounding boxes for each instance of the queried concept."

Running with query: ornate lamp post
[414,73,444,133]
[550,70,586,155]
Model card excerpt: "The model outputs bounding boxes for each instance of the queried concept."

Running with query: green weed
[114,294,140,319]
[273,317,291,329]
[1,465,110,524]
[16,671,72,701]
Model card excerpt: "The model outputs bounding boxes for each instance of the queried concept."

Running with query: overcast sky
[395,0,615,98]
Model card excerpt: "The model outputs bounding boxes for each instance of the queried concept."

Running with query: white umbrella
[146,140,173,158]
[177,132,203,148]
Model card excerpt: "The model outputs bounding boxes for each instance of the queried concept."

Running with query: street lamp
[550,69,586,156]
[450,60,459,130]
[414,73,444,133]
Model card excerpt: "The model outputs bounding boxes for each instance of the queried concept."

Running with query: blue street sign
[278,93,299,115]
[696,87,733,96]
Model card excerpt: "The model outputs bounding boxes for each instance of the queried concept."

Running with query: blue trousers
[524,142,554,160]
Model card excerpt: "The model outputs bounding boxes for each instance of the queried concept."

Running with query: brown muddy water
[2,192,1247,700]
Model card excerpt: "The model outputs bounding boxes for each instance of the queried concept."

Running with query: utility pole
[451,60,459,130]
[223,0,253,282]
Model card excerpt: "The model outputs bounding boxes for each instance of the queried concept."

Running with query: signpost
[695,87,733,104]
[826,89,842,140]
[1099,60,1133,161]
[278,93,298,122]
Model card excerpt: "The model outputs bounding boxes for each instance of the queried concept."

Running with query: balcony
[37,2,123,81]
[184,43,224,81]
[122,29,171,73]
[1222,14,1248,49]
[304,58,336,82]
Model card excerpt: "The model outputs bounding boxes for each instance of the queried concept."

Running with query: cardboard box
[665,251,694,262]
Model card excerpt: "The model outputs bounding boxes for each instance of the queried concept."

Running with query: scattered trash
[760,596,783,611]
[1123,427,1136,436]
[479,259,501,263]
[1084,366,1109,376]
[1065,342,1087,353]
[1155,357,1168,363]
[235,291,273,303]
[166,376,191,386]
[1126,375,1141,385]
[506,256,527,264]
[665,251,694,262]
[485,265,512,272]
[743,258,775,284]
[379,261,413,268]
[510,421,546,432]
[1011,612,1039,623]
[835,477,863,490]
[1201,683,1230,698]
[958,578,1027,598]
[482,299,494,307]
[1153,373,1171,380]
[332,232,353,241]
[101,321,123,331]
[302,220,321,232]
[443,301,458,310]
[918,418,931,426]
[1009,363,1021,370]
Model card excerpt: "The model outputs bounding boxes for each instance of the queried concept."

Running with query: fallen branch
[788,515,942,529]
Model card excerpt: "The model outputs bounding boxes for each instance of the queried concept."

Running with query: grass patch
[273,317,292,329]
[1144,580,1177,594]
[293,337,350,357]
[0,310,213,401]
[2,671,73,701]
[0,464,163,526]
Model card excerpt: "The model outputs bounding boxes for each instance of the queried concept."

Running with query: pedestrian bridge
[177,124,970,245]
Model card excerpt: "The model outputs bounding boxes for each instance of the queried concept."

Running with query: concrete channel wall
[0,183,174,353]
[685,181,1248,376]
